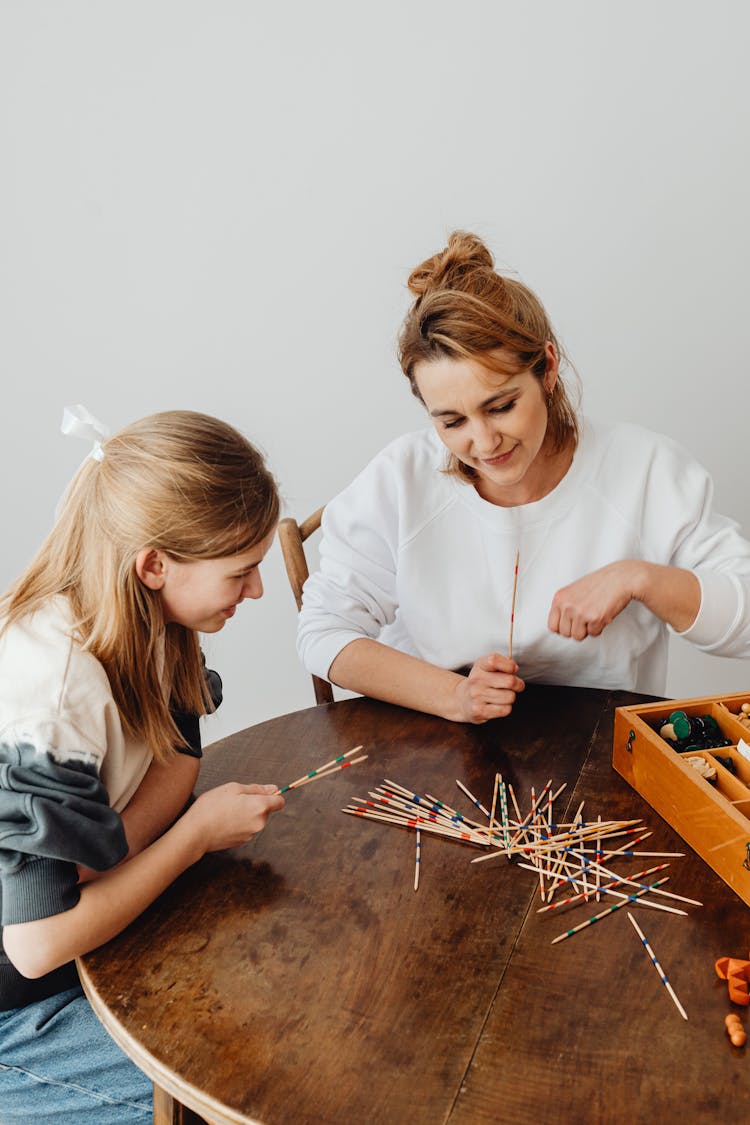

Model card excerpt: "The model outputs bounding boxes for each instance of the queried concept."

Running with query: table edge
[77,956,263,1125]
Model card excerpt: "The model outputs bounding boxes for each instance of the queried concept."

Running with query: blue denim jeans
[0,986,152,1123]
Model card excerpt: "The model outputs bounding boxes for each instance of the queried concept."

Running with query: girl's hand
[453,653,525,724]
[185,783,285,853]
[548,561,646,640]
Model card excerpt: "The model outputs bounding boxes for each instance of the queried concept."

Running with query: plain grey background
[2,1,749,747]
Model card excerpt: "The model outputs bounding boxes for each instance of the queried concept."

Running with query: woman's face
[413,345,560,506]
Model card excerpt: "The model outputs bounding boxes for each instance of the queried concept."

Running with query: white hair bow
[61,404,110,462]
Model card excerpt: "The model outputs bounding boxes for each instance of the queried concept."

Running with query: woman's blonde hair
[398,231,579,479]
[1,411,279,762]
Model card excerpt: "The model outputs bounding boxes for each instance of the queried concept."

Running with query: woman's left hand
[548,561,645,641]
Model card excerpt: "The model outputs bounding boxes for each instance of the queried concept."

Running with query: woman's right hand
[185,783,285,853]
[452,653,525,723]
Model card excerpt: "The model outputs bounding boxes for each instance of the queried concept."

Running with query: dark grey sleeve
[170,659,223,760]
[0,740,127,925]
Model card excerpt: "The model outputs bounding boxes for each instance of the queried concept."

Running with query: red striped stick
[278,745,365,793]
[509,549,520,660]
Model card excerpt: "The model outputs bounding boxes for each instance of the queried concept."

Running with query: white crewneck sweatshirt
[297,419,750,696]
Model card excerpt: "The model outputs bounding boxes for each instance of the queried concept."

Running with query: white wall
[2,0,749,744]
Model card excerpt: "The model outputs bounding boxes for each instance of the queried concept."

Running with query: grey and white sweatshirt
[0,596,213,1009]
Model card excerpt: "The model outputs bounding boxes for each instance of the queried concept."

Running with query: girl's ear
[135,548,166,590]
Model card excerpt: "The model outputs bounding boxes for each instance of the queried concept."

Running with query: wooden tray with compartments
[613,691,750,907]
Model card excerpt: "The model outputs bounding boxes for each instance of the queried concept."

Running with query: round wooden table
[79,685,750,1125]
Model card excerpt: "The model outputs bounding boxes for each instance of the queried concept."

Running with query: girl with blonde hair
[0,408,285,1123]
[298,231,750,722]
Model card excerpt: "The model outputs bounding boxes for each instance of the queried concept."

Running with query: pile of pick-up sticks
[342,774,700,950]
[277,749,692,1019]
[344,773,694,1018]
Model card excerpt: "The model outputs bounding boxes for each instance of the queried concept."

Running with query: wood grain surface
[79,684,750,1125]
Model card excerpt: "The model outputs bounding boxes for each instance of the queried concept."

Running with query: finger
[471,701,515,723]
[476,652,517,674]
[470,687,518,710]
[554,608,574,637]
[473,672,524,694]
[248,792,286,814]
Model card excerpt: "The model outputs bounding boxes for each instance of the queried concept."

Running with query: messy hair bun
[407,230,494,298]
[398,230,579,468]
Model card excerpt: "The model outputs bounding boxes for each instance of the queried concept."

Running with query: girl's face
[414,346,561,507]
[145,528,276,633]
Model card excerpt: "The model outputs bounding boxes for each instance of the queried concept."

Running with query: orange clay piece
[715,956,750,1006]
[725,1013,747,1047]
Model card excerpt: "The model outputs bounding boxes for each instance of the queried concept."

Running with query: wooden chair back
[278,507,334,705]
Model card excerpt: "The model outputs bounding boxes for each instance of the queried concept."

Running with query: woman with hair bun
[297,231,750,723]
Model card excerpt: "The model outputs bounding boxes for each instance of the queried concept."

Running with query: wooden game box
[612,692,750,907]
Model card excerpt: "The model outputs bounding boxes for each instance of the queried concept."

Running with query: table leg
[153,1083,211,1125]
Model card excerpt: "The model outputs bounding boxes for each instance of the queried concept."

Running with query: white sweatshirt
[297,419,750,696]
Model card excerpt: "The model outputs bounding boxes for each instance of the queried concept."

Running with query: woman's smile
[413,350,565,506]
[480,444,518,467]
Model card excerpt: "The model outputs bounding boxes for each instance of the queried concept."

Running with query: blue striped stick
[423,792,487,833]
[537,864,666,913]
[560,846,701,907]
[498,774,510,849]
[456,778,491,820]
[384,780,488,834]
[376,787,487,838]
[488,773,501,844]
[507,780,553,850]
[627,911,688,1020]
[551,879,669,944]
[414,827,421,892]
[518,862,684,915]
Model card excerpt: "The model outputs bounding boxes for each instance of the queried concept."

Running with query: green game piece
[672,715,691,740]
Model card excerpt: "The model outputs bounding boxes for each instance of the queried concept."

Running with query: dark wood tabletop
[79,684,750,1125]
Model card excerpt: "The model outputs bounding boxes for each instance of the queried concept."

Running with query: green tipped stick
[278,745,364,794]
[551,878,669,944]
